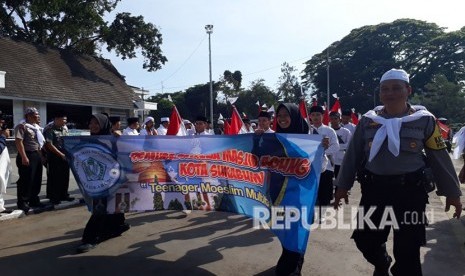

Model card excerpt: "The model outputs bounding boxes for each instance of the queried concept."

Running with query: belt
[364,168,424,186]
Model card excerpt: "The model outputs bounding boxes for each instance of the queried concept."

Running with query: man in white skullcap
[157,117,170,135]
[334,68,462,276]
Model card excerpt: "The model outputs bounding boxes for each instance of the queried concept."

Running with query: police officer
[334,69,462,276]
[15,107,45,212]
[43,110,72,204]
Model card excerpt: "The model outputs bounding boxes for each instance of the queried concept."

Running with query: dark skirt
[82,213,128,244]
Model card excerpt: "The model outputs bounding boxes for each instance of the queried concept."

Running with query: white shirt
[331,126,352,165]
[122,127,139,135]
[140,128,156,135]
[192,130,213,136]
[264,128,275,133]
[341,122,356,135]
[157,125,168,135]
[310,124,340,172]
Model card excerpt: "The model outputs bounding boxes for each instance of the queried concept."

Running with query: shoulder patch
[425,123,447,150]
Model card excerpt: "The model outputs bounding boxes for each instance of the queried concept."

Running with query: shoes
[17,202,30,213]
[0,209,14,214]
[29,202,46,208]
[50,199,61,205]
[120,223,130,233]
[373,256,392,276]
[76,243,96,253]
[61,196,75,202]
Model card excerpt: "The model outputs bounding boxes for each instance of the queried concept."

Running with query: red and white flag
[322,103,330,126]
[223,119,231,135]
[166,105,188,136]
[299,98,309,125]
[229,106,247,134]
[330,97,341,114]
[351,108,359,125]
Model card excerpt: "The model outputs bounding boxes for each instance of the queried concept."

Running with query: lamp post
[326,50,330,109]
[205,24,214,128]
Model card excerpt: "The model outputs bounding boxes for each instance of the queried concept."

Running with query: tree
[302,19,465,113]
[0,0,167,71]
[276,62,303,103]
[235,79,278,117]
[410,74,465,123]
[220,70,243,97]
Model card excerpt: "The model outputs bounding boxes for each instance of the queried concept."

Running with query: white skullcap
[143,116,154,125]
[380,69,409,83]
[183,119,192,124]
[160,117,170,123]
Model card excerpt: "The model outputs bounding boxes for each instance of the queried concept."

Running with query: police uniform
[14,122,44,210]
[43,122,70,203]
[336,104,461,275]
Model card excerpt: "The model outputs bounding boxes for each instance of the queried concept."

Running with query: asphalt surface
[0,157,464,276]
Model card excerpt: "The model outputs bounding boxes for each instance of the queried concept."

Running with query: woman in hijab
[76,114,129,253]
[273,103,309,275]
[139,116,158,135]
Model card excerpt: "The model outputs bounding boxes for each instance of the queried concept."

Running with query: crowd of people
[0,68,464,276]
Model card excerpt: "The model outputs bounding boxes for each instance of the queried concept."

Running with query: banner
[63,134,323,253]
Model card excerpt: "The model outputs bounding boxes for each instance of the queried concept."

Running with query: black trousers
[352,170,428,276]
[46,154,70,201]
[16,151,43,206]
[317,170,334,205]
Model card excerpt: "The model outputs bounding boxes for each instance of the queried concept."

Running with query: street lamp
[205,24,214,128]
[326,49,330,108]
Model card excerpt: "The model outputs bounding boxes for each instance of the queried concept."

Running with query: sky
[104,0,465,97]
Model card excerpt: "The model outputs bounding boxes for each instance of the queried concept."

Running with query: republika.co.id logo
[73,146,121,197]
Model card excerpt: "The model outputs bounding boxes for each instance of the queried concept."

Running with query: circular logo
[72,146,121,197]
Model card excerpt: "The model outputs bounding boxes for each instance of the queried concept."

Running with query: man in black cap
[255,111,274,134]
[109,116,122,136]
[309,105,339,207]
[43,110,72,204]
[193,115,213,135]
[123,117,139,135]
[341,109,356,135]
[242,118,254,134]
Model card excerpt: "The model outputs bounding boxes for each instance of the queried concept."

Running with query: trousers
[352,169,428,276]
[46,154,70,201]
[16,151,43,205]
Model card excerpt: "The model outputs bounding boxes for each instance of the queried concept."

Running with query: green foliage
[235,79,278,117]
[277,62,303,103]
[411,74,465,123]
[302,19,465,115]
[0,0,167,71]
[220,70,243,97]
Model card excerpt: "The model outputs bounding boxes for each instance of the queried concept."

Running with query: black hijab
[91,114,111,135]
[275,103,309,134]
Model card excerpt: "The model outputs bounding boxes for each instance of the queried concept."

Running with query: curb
[0,198,85,222]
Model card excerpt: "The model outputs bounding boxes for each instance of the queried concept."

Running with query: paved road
[0,157,464,276]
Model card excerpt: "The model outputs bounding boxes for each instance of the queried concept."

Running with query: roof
[0,38,134,109]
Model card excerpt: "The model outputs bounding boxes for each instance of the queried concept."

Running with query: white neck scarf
[25,123,45,149]
[363,106,434,162]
